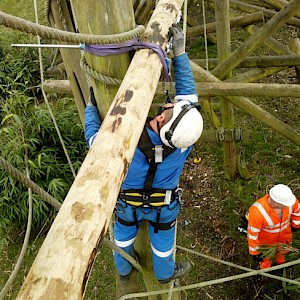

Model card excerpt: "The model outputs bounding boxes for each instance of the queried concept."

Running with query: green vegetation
[0,1,300,300]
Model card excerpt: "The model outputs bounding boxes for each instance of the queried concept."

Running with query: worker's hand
[252,253,263,262]
[88,87,97,107]
[168,23,185,57]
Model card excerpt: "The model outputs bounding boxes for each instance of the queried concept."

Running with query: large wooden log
[212,0,300,80]
[16,1,184,299]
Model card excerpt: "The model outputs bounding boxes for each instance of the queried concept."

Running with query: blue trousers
[114,199,180,280]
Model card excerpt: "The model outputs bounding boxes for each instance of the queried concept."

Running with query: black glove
[88,87,97,107]
[292,227,299,233]
[252,253,263,262]
[168,23,185,56]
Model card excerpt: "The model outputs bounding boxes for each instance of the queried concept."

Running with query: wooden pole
[212,0,300,80]
[228,0,300,28]
[190,61,300,147]
[48,0,88,123]
[193,55,300,69]
[70,0,134,122]
[186,11,264,37]
[215,0,237,180]
[16,1,184,299]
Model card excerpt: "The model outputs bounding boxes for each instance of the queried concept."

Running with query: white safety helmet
[269,184,296,206]
[160,100,203,148]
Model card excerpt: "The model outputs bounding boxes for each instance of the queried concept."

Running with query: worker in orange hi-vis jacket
[247,184,300,269]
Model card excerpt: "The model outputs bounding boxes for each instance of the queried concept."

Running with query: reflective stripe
[292,212,300,217]
[262,222,289,233]
[289,206,292,216]
[247,233,258,240]
[253,202,274,227]
[248,225,260,233]
[264,219,289,229]
[150,243,174,258]
[292,220,300,225]
[115,237,136,248]
[249,246,259,251]
[88,133,97,148]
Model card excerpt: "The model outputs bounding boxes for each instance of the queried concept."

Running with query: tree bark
[16,1,184,299]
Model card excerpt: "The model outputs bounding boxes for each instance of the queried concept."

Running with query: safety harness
[117,119,181,233]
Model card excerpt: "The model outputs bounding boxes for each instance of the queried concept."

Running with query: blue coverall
[84,53,198,281]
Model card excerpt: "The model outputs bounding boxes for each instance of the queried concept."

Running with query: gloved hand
[292,227,299,233]
[88,87,97,107]
[168,23,185,56]
[252,253,263,262]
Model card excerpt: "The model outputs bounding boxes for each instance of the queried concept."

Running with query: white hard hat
[269,184,296,206]
[160,100,203,148]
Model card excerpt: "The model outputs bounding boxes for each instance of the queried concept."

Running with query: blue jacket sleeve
[172,53,198,103]
[84,105,101,148]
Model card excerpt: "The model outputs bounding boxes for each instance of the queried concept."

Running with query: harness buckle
[142,194,149,201]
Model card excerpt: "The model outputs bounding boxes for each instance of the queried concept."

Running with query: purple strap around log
[83,38,171,82]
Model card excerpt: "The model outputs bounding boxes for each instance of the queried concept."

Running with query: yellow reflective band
[124,193,143,197]
[126,200,143,206]
[149,202,165,207]
[150,193,166,197]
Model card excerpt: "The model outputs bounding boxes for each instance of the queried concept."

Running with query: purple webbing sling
[83,38,171,82]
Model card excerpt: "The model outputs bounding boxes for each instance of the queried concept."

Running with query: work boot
[158,261,191,284]
[119,274,130,284]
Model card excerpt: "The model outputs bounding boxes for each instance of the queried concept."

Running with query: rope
[103,237,142,273]
[0,155,32,300]
[0,156,61,210]
[118,255,300,300]
[0,10,145,44]
[182,0,188,52]
[202,0,209,71]
[32,0,77,179]
[80,56,122,86]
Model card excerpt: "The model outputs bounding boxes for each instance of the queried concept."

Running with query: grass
[1,1,300,300]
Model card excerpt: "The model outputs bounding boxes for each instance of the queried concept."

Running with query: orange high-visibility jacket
[247,195,300,255]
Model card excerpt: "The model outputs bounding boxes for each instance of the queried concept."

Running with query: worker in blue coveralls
[84,24,203,284]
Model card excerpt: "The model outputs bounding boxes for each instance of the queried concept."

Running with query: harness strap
[116,215,136,227]
[149,218,177,231]
[117,215,177,231]
[154,207,162,233]
[132,207,139,229]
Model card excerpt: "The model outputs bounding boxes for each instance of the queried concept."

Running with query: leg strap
[149,218,176,233]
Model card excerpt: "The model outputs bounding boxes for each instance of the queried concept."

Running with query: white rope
[0,154,32,300]
[183,0,188,52]
[202,0,209,71]
[33,0,76,178]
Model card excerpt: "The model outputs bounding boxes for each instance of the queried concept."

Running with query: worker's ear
[156,113,165,123]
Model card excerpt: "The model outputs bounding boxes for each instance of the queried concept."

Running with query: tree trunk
[16,1,184,299]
